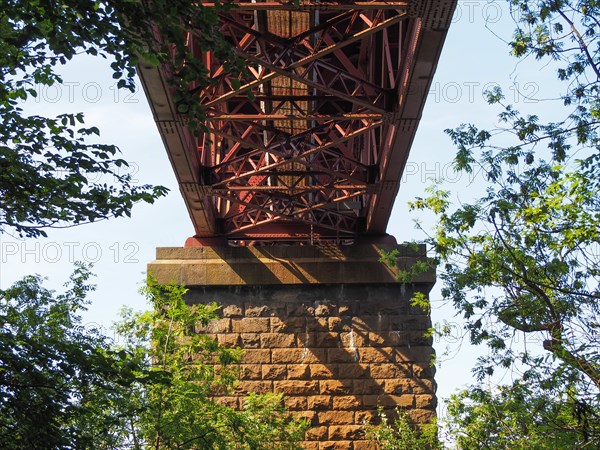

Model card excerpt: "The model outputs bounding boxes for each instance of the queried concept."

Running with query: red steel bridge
[139,0,456,245]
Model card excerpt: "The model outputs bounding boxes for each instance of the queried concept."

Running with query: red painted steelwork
[138,0,456,245]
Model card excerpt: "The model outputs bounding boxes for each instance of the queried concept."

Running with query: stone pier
[148,242,436,450]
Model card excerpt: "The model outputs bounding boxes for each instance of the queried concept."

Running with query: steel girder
[138,0,456,244]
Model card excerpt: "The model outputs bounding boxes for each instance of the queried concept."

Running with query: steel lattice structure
[139,0,455,245]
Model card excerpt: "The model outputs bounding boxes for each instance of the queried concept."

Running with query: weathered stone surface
[242,349,271,364]
[319,440,353,450]
[274,380,319,396]
[239,364,261,380]
[284,396,307,410]
[354,441,379,450]
[305,426,328,441]
[328,425,363,440]
[308,395,332,410]
[310,364,336,379]
[232,318,269,333]
[333,396,361,410]
[149,244,437,449]
[261,333,296,348]
[320,380,353,395]
[287,364,310,379]
[318,411,354,425]
[262,364,287,380]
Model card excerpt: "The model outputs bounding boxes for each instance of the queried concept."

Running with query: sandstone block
[271,316,305,332]
[320,380,352,395]
[355,410,377,425]
[305,426,329,441]
[354,440,379,450]
[314,303,333,316]
[412,362,436,378]
[272,348,325,364]
[362,394,414,408]
[262,364,287,380]
[368,331,403,347]
[244,304,272,317]
[327,348,359,363]
[204,318,231,333]
[410,379,436,394]
[236,380,273,394]
[308,395,332,410]
[352,379,384,395]
[222,304,243,317]
[284,396,307,410]
[328,425,363,440]
[336,363,369,379]
[242,349,271,364]
[352,315,389,331]
[287,364,310,379]
[240,333,261,348]
[232,318,269,333]
[315,332,341,347]
[306,317,330,331]
[310,364,336,379]
[339,331,367,347]
[369,363,410,379]
[319,441,352,450]
[384,379,409,395]
[216,333,240,347]
[408,408,436,424]
[274,380,319,395]
[395,346,434,363]
[296,410,317,425]
[359,347,394,363]
[332,396,361,410]
[415,394,437,409]
[239,364,261,380]
[318,410,354,425]
[261,333,296,348]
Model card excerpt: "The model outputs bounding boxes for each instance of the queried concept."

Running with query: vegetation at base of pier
[382,0,600,447]
[365,407,442,450]
[0,267,307,449]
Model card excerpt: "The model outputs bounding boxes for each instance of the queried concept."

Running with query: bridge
[139,0,455,245]
[144,1,456,447]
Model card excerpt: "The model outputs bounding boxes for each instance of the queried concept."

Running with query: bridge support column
[148,242,436,450]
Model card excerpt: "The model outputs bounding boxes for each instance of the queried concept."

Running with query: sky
[0,0,562,421]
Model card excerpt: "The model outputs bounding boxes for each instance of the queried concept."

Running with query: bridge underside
[139,0,455,244]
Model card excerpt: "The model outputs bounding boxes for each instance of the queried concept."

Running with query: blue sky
[0,1,562,418]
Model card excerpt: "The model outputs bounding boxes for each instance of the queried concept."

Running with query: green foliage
[0,268,307,449]
[446,381,598,449]
[0,0,245,237]
[0,263,140,449]
[122,277,309,449]
[365,407,442,450]
[406,0,600,447]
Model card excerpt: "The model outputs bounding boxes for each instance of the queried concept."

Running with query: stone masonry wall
[186,283,437,450]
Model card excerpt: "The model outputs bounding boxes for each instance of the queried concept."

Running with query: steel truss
[139,0,456,244]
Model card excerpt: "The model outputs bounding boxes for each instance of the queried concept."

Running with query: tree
[1,0,243,237]
[0,267,307,449]
[118,277,307,449]
[365,408,442,450]
[0,264,140,449]
[402,0,600,446]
